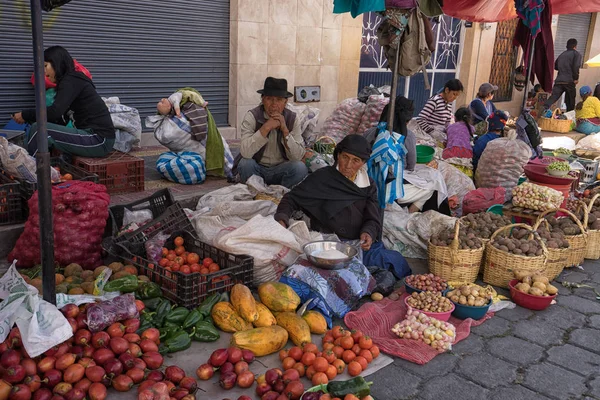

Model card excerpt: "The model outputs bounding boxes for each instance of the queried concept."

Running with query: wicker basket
[482,223,548,289]
[583,194,600,260]
[537,108,573,133]
[557,207,588,267]
[532,217,570,281]
[428,220,484,283]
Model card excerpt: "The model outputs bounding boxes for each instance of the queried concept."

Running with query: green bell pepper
[154,299,172,327]
[196,293,221,318]
[136,320,154,335]
[163,321,180,328]
[159,326,181,342]
[159,330,192,354]
[104,275,139,293]
[204,316,214,325]
[182,309,203,330]
[140,310,155,323]
[143,297,163,311]
[327,377,373,398]
[165,307,190,325]
[191,321,220,342]
[136,282,163,299]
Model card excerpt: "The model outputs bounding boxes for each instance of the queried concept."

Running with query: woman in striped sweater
[408,79,464,144]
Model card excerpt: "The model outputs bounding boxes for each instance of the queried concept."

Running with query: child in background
[442,107,474,160]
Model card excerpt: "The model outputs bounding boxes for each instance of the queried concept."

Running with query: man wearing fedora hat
[237,77,308,188]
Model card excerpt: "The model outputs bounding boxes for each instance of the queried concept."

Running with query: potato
[532,281,547,292]
[460,286,471,297]
[515,283,531,293]
[514,270,532,281]
[522,276,532,286]
[545,284,558,295]
[528,287,544,297]
[459,295,467,305]
[532,274,549,285]
[474,298,486,307]
[371,292,383,301]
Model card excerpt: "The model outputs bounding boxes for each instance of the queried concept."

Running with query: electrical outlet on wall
[294,86,320,103]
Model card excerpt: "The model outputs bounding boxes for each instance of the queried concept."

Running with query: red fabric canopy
[442,0,600,22]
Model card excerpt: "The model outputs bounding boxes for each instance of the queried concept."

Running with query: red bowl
[523,164,577,185]
[508,279,556,311]
[404,295,455,322]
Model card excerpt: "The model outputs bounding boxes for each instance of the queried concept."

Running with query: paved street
[365,260,600,400]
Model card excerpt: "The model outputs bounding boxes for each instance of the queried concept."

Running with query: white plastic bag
[286,103,321,146]
[0,137,60,182]
[0,261,72,357]
[145,114,206,156]
[103,97,142,152]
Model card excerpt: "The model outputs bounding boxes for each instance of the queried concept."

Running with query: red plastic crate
[0,173,25,226]
[72,151,144,194]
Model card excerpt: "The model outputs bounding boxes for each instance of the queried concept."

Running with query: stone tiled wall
[228,0,363,138]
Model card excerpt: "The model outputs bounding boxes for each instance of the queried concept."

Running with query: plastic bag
[85,293,139,333]
[123,207,153,227]
[321,98,367,143]
[145,231,171,264]
[367,266,396,296]
[0,137,60,182]
[0,260,73,357]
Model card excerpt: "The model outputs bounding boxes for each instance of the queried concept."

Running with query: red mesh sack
[9,181,109,269]
[462,187,506,215]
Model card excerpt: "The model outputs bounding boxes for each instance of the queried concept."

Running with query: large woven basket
[557,207,588,267]
[532,217,570,281]
[482,223,548,289]
[537,108,572,133]
[583,194,600,260]
[428,220,484,283]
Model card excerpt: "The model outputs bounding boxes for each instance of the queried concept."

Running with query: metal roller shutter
[0,0,230,127]
[554,13,592,61]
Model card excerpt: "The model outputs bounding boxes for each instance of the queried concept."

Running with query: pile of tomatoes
[278,326,379,387]
[157,236,220,275]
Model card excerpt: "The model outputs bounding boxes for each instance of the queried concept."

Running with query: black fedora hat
[257,77,293,98]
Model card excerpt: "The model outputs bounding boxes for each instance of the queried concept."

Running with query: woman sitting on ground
[408,79,464,144]
[575,85,600,135]
[470,83,497,135]
[12,46,115,157]
[274,134,411,279]
[472,110,508,171]
[443,107,474,160]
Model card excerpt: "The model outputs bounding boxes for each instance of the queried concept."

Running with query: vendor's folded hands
[360,232,372,251]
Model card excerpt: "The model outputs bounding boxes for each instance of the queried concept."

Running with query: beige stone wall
[228,0,363,138]
[459,14,600,117]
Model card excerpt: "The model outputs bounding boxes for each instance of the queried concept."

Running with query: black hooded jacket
[22,71,115,139]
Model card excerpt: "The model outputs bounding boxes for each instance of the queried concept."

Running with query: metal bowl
[303,240,358,270]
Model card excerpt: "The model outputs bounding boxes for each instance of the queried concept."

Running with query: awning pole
[387,32,402,135]
[521,35,537,112]
[30,0,56,304]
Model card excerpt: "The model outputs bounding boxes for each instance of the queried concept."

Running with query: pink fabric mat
[344,295,493,365]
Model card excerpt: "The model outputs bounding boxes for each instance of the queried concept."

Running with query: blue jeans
[576,119,600,135]
[237,158,308,188]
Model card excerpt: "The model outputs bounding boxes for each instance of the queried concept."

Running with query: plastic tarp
[442,0,600,22]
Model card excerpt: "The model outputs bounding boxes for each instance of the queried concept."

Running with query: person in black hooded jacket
[12,46,115,157]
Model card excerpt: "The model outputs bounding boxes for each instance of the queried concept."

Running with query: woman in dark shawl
[274,134,411,279]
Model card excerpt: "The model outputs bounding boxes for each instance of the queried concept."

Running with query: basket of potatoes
[460,212,513,273]
[428,220,484,283]
[533,218,571,280]
[509,270,558,311]
[540,208,587,268]
[445,284,492,320]
[582,194,600,260]
[483,223,548,289]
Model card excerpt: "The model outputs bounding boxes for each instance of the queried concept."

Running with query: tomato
[161,248,169,257]
[208,263,220,273]
[182,252,189,260]
[174,256,184,265]
[190,263,201,273]
[175,246,186,256]
[359,336,373,350]
[174,236,184,247]
[171,263,181,272]
[187,253,200,265]
[180,265,191,274]
[159,258,169,267]
[166,253,176,261]
[148,263,155,271]
[200,268,209,275]
[202,258,214,267]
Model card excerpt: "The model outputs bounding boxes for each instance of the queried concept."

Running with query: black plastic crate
[119,202,194,244]
[0,157,99,200]
[0,130,25,148]
[107,188,175,238]
[108,230,254,308]
[0,172,25,225]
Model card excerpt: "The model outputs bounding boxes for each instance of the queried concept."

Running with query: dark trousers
[27,122,114,157]
[545,82,576,111]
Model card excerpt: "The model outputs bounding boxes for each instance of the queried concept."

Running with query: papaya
[230,326,289,356]
[258,282,301,312]
[108,262,124,274]
[254,303,277,327]
[81,270,95,282]
[55,274,65,285]
[64,263,83,277]
[230,284,259,323]
[211,302,253,333]
[276,312,311,347]
[302,310,327,334]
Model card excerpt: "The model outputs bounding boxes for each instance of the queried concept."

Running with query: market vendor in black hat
[274,134,411,279]
[237,77,308,188]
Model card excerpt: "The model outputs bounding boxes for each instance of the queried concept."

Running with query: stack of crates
[72,151,144,194]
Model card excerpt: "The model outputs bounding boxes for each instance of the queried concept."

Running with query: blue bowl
[451,300,491,320]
